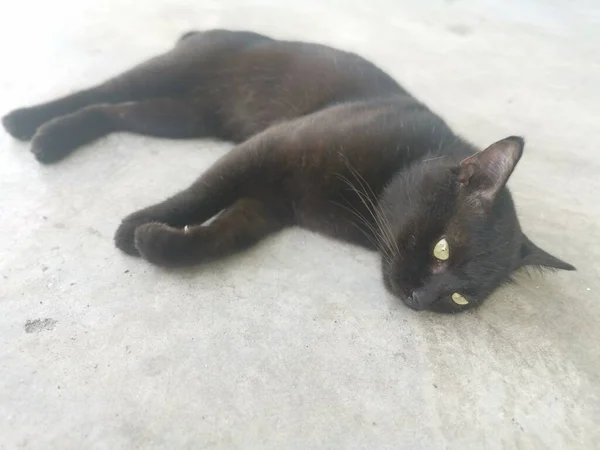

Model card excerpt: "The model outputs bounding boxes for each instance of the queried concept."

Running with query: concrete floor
[1,0,599,448]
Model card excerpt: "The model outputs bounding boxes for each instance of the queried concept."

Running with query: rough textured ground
[1,0,599,448]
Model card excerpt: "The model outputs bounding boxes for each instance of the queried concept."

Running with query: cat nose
[406,290,427,311]
[406,289,438,311]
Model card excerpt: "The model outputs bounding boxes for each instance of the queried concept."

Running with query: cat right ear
[458,136,524,202]
[518,234,576,271]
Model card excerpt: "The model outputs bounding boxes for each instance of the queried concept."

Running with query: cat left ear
[458,136,524,202]
[519,234,576,271]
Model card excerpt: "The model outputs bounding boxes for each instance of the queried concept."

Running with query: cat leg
[2,43,201,141]
[2,87,112,142]
[114,142,271,255]
[133,198,286,267]
[29,98,208,163]
[114,176,233,257]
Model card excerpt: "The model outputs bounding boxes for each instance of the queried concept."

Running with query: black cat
[2,29,574,313]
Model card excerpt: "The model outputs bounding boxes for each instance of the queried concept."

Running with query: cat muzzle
[405,289,437,311]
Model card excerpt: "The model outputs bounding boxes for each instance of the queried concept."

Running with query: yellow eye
[452,293,469,305]
[433,238,450,261]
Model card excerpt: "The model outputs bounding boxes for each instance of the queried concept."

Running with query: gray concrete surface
[1,0,599,448]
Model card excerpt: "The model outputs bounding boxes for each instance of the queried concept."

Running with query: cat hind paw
[2,107,42,141]
[30,119,79,164]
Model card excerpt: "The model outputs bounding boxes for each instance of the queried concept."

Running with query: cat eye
[451,293,469,305]
[433,238,450,261]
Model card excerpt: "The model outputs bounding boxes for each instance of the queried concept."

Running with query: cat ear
[458,136,524,202]
[519,234,575,271]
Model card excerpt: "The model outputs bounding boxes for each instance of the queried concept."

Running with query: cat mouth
[383,268,454,312]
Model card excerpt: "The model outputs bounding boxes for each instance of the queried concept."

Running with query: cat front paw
[2,107,43,141]
[134,223,190,267]
[114,217,149,257]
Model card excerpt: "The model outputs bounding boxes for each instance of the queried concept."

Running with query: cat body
[2,29,574,313]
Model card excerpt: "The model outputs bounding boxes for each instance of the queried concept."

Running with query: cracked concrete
[1,0,599,448]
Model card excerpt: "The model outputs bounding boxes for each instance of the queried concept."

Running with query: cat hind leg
[30,98,209,163]
[2,41,205,144]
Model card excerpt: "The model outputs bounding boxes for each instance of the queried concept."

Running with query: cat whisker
[344,164,399,257]
[422,155,447,163]
[349,221,394,266]
[330,198,394,264]
[333,173,396,260]
[348,182,397,262]
[336,203,393,263]
[374,203,400,259]
[338,158,400,258]
[335,169,391,249]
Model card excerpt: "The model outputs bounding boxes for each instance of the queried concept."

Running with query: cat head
[379,136,574,313]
